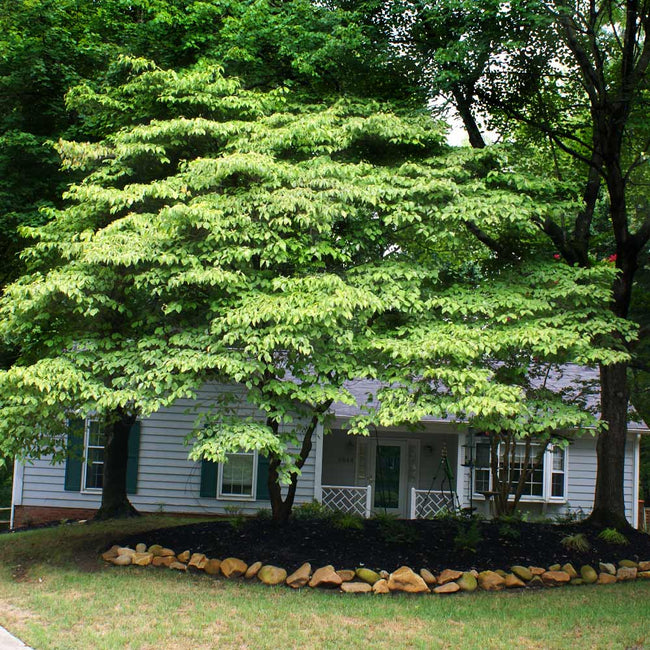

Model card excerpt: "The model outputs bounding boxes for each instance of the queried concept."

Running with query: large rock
[355,568,381,585]
[111,554,132,566]
[101,546,120,562]
[135,543,147,554]
[434,582,460,594]
[541,571,571,587]
[511,566,532,582]
[245,561,262,579]
[477,571,505,591]
[159,548,176,558]
[580,565,598,584]
[176,550,191,563]
[341,582,372,594]
[561,564,578,579]
[419,569,437,586]
[188,553,208,570]
[619,559,638,569]
[548,564,561,572]
[599,562,616,575]
[258,565,287,586]
[456,572,478,593]
[438,569,463,585]
[504,573,526,588]
[117,547,136,558]
[148,544,164,556]
[132,552,153,567]
[309,565,343,588]
[387,566,430,594]
[336,570,356,582]
[372,579,390,594]
[169,561,187,571]
[616,567,637,581]
[597,572,617,585]
[152,556,174,568]
[638,571,650,580]
[638,560,650,572]
[204,559,222,575]
[221,558,248,579]
[287,563,311,589]
[528,566,545,576]
[528,576,544,587]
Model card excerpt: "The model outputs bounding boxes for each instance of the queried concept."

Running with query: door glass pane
[374,445,401,509]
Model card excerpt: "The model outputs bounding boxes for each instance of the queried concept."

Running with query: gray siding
[20,383,318,516]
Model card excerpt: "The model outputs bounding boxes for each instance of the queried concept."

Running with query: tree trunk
[94,407,139,520]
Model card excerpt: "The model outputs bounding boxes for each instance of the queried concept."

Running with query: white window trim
[217,450,258,501]
[472,441,568,504]
[81,418,103,495]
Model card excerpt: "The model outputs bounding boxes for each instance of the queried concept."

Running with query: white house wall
[19,383,318,517]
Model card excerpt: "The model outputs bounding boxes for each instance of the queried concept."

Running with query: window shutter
[126,421,141,495]
[200,459,218,498]
[64,418,85,491]
[256,454,270,501]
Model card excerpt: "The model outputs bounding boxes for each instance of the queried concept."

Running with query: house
[10,371,648,529]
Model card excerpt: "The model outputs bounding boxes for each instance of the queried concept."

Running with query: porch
[317,427,466,519]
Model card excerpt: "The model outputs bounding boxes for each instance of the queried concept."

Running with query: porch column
[456,433,467,509]
[313,423,324,503]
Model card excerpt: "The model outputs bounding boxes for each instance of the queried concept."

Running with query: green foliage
[332,512,365,531]
[560,533,591,554]
[291,501,334,522]
[0,459,12,508]
[453,519,483,554]
[373,513,421,545]
[597,528,629,546]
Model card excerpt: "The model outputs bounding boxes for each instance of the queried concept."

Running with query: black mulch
[114,517,650,573]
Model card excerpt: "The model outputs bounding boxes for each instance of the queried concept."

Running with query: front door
[373,442,407,516]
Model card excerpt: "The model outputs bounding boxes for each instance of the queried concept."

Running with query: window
[218,451,257,499]
[472,441,567,502]
[83,420,104,491]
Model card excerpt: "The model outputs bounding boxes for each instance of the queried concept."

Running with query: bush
[0,460,12,508]
[373,513,421,544]
[560,533,591,553]
[597,528,629,546]
[332,512,364,531]
[291,500,334,521]
[453,519,482,554]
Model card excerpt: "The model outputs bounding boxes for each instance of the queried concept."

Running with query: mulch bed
[115,517,650,573]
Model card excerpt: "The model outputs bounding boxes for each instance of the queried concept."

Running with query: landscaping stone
[618,559,638,568]
[599,562,616,575]
[637,561,650,571]
[511,566,532,582]
[258,565,287,586]
[221,558,248,579]
[438,569,463,585]
[379,570,389,580]
[148,544,164,556]
[434,582,460,594]
[580,565,598,584]
[135,543,147,554]
[336,570,355,582]
[495,569,507,578]
[561,563,577,579]
[111,554,132,566]
[117,547,136,558]
[419,569,437,586]
[529,566,545,576]
[528,576,544,587]
[372,579,390,594]
[616,567,637,581]
[287,563,311,589]
[387,566,430,594]
[541,571,570,587]
[597,573,617,585]
[504,573,525,588]
[456,572,478,593]
[176,550,191,563]
[355,568,381,585]
[152,556,175,568]
[570,578,584,586]
[478,571,505,591]
[245,561,262,579]
[132,552,153,567]
[309,565,343,588]
[169,561,187,571]
[548,564,561,572]
[159,548,176,558]
[341,582,372,594]
[638,571,650,579]
[203,559,222,575]
[469,570,479,578]
[101,546,120,562]
[188,553,208,570]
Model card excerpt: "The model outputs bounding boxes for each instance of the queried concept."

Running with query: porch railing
[321,485,372,518]
[0,506,10,530]
[410,488,455,520]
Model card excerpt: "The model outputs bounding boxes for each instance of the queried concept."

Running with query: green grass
[1,517,649,650]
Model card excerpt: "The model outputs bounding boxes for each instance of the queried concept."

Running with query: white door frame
[369,438,409,517]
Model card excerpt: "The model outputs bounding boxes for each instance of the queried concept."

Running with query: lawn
[0,517,649,650]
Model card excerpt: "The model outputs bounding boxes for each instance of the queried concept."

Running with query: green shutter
[64,418,85,491]
[200,459,218,498]
[256,454,270,501]
[126,421,141,495]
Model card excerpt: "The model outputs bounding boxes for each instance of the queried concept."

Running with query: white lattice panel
[321,486,369,517]
[413,490,455,519]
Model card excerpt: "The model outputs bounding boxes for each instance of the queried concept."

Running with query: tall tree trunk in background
[94,407,139,520]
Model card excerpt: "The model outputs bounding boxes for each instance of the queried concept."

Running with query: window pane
[475,444,490,468]
[88,421,104,447]
[553,448,564,471]
[221,453,254,496]
[552,473,565,497]
[475,468,490,493]
[85,447,104,489]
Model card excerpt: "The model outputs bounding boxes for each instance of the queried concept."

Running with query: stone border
[101,544,650,594]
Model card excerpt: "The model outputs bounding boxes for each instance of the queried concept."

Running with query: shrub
[597,528,629,546]
[291,500,334,521]
[373,513,421,544]
[560,533,591,553]
[453,519,482,554]
[332,512,364,531]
